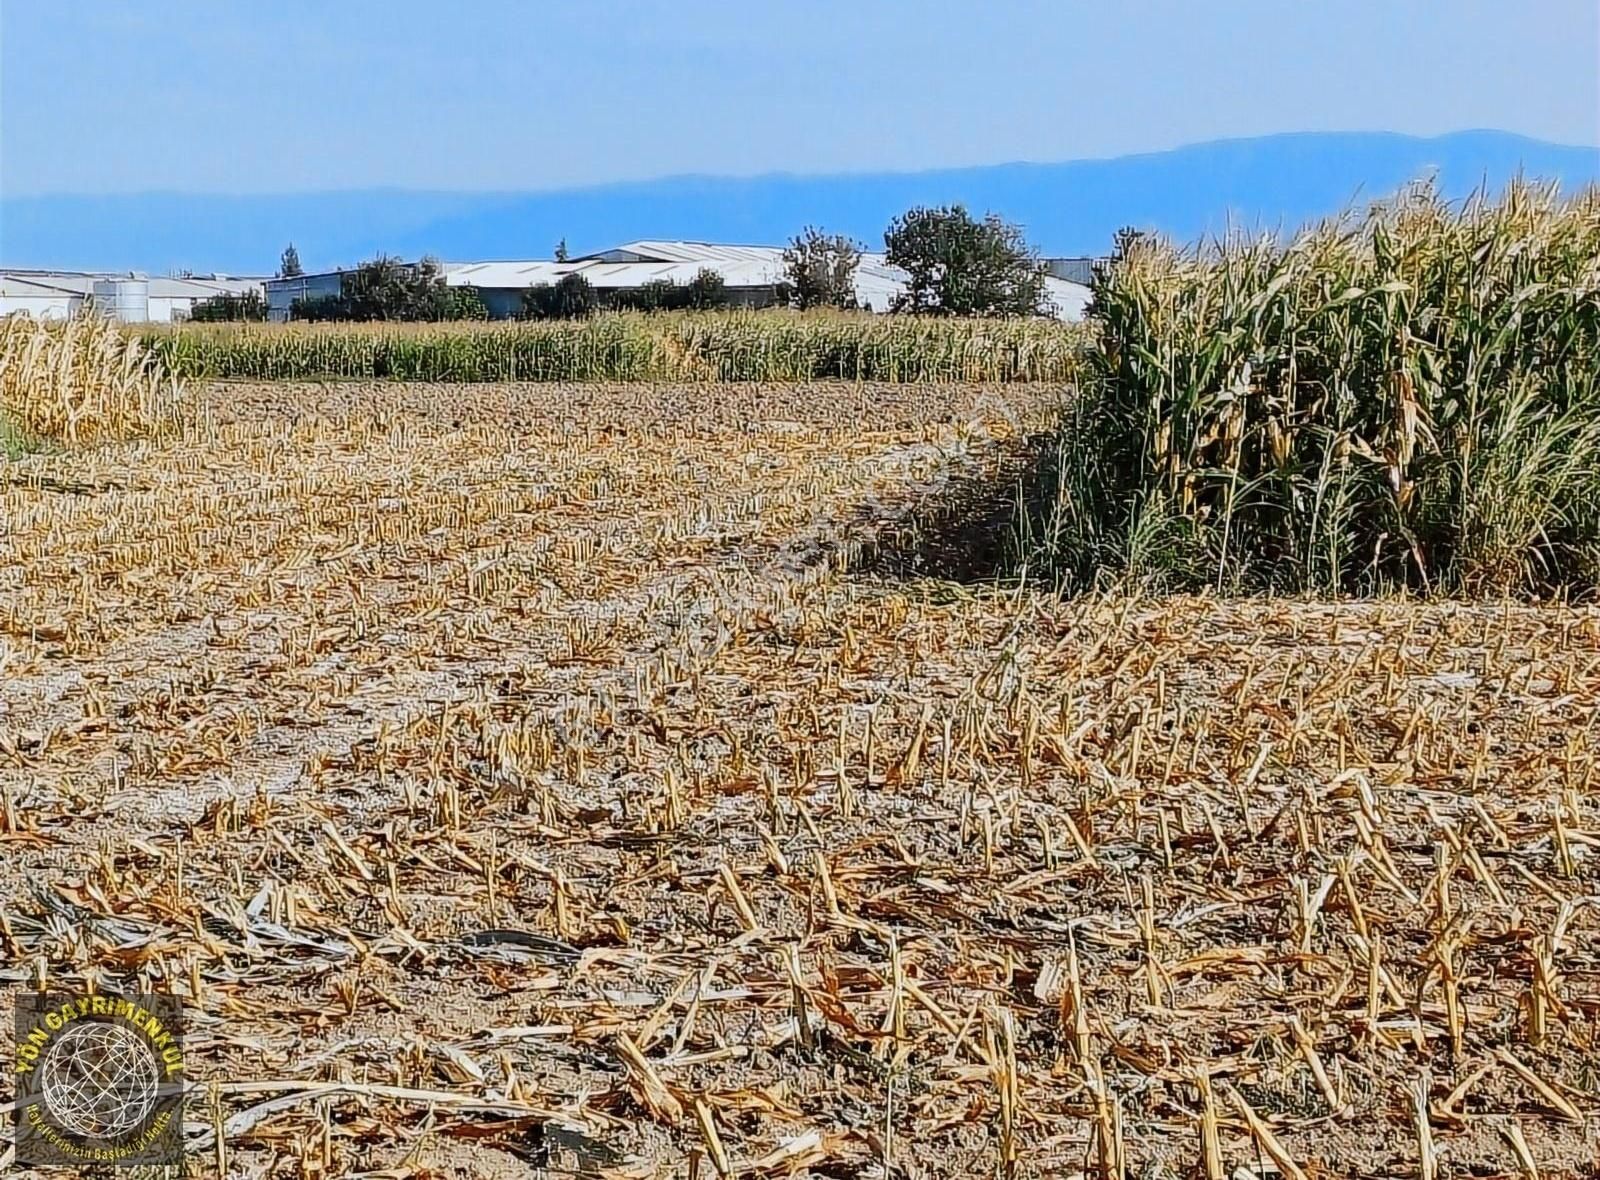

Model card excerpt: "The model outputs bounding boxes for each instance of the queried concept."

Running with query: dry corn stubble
[1,376,1597,1179]
[0,314,182,446]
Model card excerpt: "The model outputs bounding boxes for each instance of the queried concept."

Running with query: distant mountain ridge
[3,131,1596,274]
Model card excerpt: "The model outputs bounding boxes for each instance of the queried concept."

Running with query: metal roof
[147,276,268,299]
[0,274,85,297]
[442,243,1092,320]
[581,241,794,265]
[444,246,932,315]
[264,242,1091,321]
[0,270,266,299]
[1043,257,1100,285]
[447,253,792,290]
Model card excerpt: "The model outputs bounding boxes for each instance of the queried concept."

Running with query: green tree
[782,227,862,310]
[405,258,457,321]
[292,255,454,321]
[883,205,1045,317]
[522,272,598,320]
[279,243,303,278]
[444,285,489,320]
[608,270,731,313]
[339,255,415,320]
[289,295,344,322]
[683,268,727,310]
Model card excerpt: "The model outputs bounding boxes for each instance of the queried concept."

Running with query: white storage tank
[91,275,150,323]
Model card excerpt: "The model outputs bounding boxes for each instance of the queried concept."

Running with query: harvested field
[2,379,1598,1178]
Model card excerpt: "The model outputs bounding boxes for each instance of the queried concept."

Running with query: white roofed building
[264,241,1094,322]
[0,270,267,322]
[0,274,83,320]
[444,240,901,318]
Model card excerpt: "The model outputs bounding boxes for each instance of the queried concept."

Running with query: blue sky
[2,1,1597,197]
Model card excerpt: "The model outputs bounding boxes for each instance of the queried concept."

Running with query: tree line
[188,207,1055,323]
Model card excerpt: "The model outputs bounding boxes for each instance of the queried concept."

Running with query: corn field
[141,310,1087,383]
[1039,179,1600,596]
[0,313,180,446]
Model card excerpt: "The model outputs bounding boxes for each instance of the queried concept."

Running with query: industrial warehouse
[1,242,1096,323]
[0,269,268,321]
[265,240,1095,322]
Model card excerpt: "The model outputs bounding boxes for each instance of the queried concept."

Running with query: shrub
[522,273,599,320]
[444,286,489,321]
[1036,179,1600,598]
[290,294,347,323]
[601,269,735,313]
[683,268,728,310]
[609,279,681,312]
[188,290,267,322]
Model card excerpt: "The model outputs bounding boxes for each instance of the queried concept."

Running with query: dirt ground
[1,380,1597,1178]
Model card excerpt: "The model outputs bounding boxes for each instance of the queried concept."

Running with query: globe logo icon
[38,1021,160,1140]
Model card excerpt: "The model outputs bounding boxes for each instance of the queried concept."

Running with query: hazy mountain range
[3,131,1596,275]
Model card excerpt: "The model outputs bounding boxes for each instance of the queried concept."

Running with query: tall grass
[1034,180,1600,597]
[0,314,180,446]
[141,311,1087,383]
